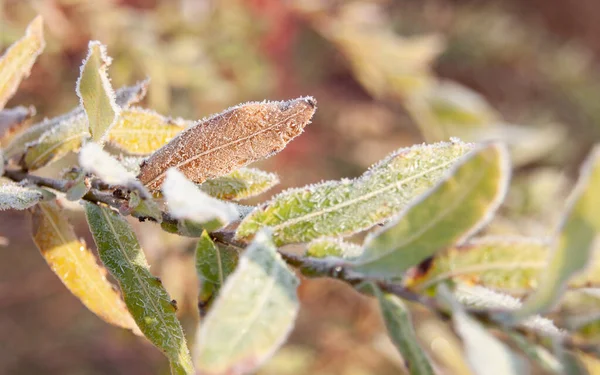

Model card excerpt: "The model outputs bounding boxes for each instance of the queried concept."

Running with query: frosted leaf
[305,238,363,260]
[372,285,435,375]
[0,181,43,210]
[0,106,36,146]
[162,168,238,227]
[438,285,529,375]
[194,230,299,375]
[138,97,316,190]
[108,107,191,155]
[30,201,139,333]
[237,140,474,246]
[76,41,119,143]
[351,143,510,278]
[0,16,45,109]
[15,82,147,168]
[84,203,194,374]
[507,145,600,323]
[199,167,279,201]
[79,143,136,186]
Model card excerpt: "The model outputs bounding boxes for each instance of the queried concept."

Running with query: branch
[3,168,598,357]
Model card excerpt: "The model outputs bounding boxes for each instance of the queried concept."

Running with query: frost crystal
[162,168,238,225]
[0,182,43,210]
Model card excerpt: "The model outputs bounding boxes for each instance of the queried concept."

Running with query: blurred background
[2,0,600,373]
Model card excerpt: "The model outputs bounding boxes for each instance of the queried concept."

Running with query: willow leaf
[31,201,139,332]
[76,41,119,143]
[372,285,435,375]
[17,81,148,168]
[351,142,509,278]
[84,203,194,374]
[193,230,299,375]
[108,107,190,155]
[195,231,239,316]
[199,167,279,201]
[236,140,474,246]
[0,181,44,210]
[508,146,600,322]
[0,106,36,146]
[305,237,363,259]
[138,97,316,191]
[438,286,529,375]
[0,16,45,109]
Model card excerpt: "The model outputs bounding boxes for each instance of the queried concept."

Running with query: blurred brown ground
[2,0,600,374]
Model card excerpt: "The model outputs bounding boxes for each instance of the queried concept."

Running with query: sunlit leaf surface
[199,167,279,201]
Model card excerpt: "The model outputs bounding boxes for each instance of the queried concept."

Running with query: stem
[3,168,597,357]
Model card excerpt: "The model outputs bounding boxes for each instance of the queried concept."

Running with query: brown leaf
[137,97,316,191]
[0,106,36,146]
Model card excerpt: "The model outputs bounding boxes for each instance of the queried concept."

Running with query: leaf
[236,140,474,246]
[30,201,139,333]
[0,105,36,146]
[84,203,194,375]
[305,237,363,259]
[351,142,510,278]
[195,231,240,316]
[76,41,119,143]
[193,230,299,375]
[507,146,600,322]
[163,168,238,227]
[438,285,529,375]
[405,237,549,293]
[137,96,317,191]
[16,81,148,168]
[199,167,279,201]
[0,181,44,210]
[372,285,435,375]
[0,16,45,109]
[108,107,191,155]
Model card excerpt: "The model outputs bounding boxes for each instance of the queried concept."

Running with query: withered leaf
[0,106,36,146]
[137,97,316,191]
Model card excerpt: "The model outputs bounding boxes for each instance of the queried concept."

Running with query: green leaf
[108,107,190,155]
[193,230,299,375]
[76,41,119,143]
[0,180,44,210]
[16,81,147,168]
[0,16,45,109]
[507,146,600,322]
[199,167,279,201]
[84,203,194,375]
[195,231,239,316]
[438,285,529,375]
[30,201,139,333]
[236,140,474,245]
[351,142,510,278]
[372,285,435,375]
[305,237,362,259]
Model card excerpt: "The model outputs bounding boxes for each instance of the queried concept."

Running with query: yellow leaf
[108,107,190,155]
[0,16,45,109]
[30,200,140,334]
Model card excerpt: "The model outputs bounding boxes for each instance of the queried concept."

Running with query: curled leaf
[76,41,119,143]
[0,106,36,146]
[351,142,510,278]
[108,107,190,155]
[199,167,279,201]
[237,140,473,246]
[193,230,299,375]
[85,203,194,375]
[138,97,316,190]
[0,16,45,109]
[30,201,139,333]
